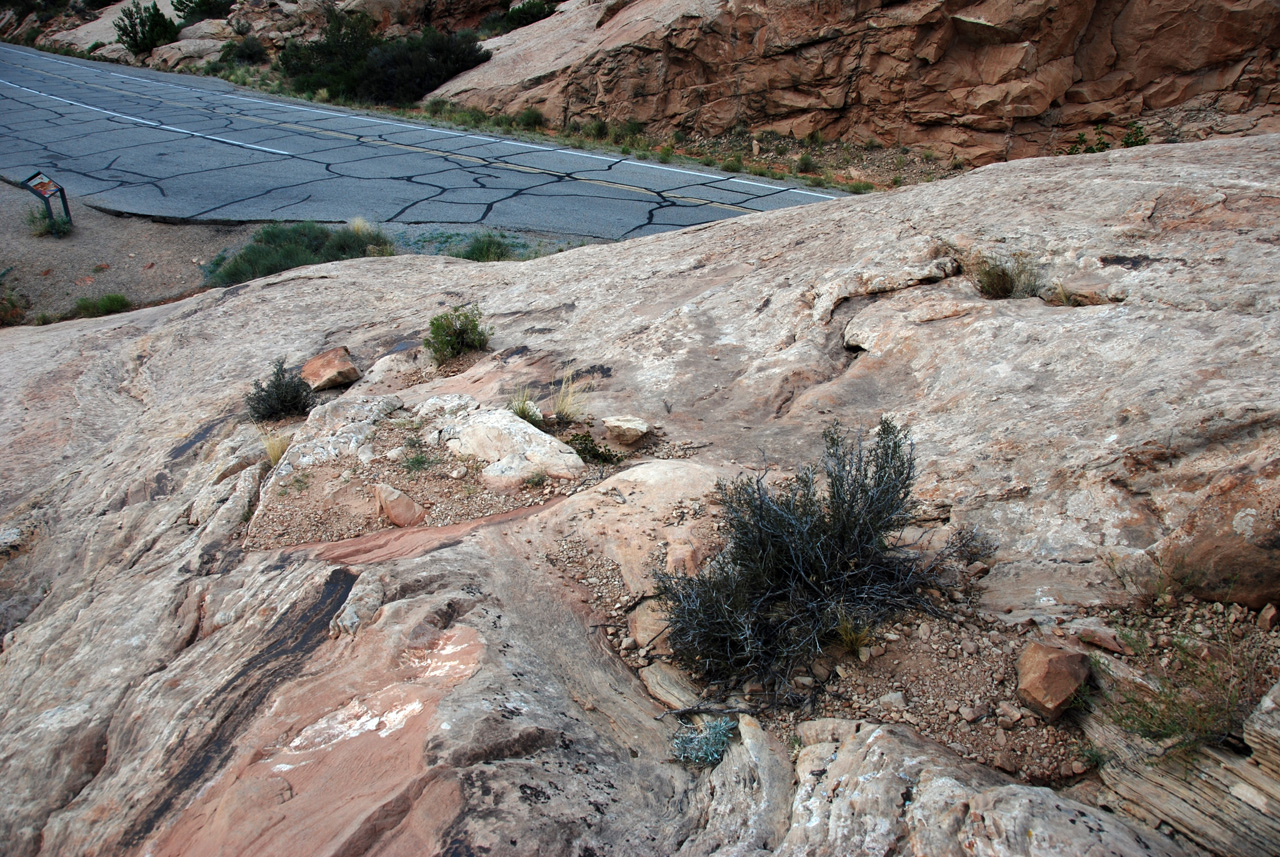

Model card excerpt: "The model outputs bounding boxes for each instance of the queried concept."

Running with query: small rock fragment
[374,483,426,527]
[1259,603,1277,632]
[603,415,651,445]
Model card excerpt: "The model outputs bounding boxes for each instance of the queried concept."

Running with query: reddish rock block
[374,483,426,527]
[301,346,361,391]
[1016,641,1090,723]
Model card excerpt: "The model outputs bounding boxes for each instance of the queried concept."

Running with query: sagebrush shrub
[424,304,490,363]
[113,1,179,55]
[245,359,315,421]
[657,417,935,680]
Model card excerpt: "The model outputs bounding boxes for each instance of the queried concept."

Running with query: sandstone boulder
[147,38,227,69]
[177,18,233,40]
[439,407,585,486]
[1016,641,1089,722]
[300,345,362,391]
[603,415,651,444]
[374,482,427,526]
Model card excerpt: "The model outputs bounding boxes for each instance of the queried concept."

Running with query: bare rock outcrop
[437,0,1280,163]
[2,135,1280,855]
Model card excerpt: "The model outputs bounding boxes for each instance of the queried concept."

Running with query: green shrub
[457,232,513,262]
[585,119,609,140]
[245,358,315,421]
[219,34,267,65]
[209,221,394,286]
[25,207,72,237]
[720,156,743,173]
[75,294,131,317]
[515,106,545,130]
[113,1,180,55]
[672,718,734,767]
[845,180,875,194]
[171,0,232,24]
[796,152,815,173]
[973,252,1042,299]
[656,418,933,680]
[281,11,489,106]
[424,304,490,363]
[504,0,558,29]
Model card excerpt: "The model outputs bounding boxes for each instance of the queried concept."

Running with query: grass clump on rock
[424,304,491,364]
[974,252,1042,299]
[246,358,316,422]
[75,294,131,317]
[657,417,935,681]
[672,717,735,767]
[209,221,393,286]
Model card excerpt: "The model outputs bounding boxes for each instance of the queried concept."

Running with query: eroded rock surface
[2,135,1279,855]
[437,0,1280,162]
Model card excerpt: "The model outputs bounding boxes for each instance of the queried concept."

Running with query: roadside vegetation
[207,220,393,286]
[423,303,491,364]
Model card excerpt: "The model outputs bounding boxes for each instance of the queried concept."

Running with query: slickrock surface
[2,136,1279,855]
[437,0,1280,162]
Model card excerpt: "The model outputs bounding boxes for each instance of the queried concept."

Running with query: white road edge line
[1,44,837,199]
[0,78,291,155]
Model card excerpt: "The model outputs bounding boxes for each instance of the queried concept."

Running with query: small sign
[21,171,72,226]
[24,172,60,198]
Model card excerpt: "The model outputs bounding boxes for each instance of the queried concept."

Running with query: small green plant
[585,119,609,140]
[672,718,735,767]
[424,304,491,364]
[658,145,674,164]
[524,470,548,488]
[219,34,267,65]
[1121,121,1150,148]
[796,152,815,173]
[74,294,132,317]
[113,0,180,55]
[656,418,931,679]
[720,156,743,173]
[845,180,875,194]
[245,358,316,421]
[25,208,72,238]
[973,252,1042,299]
[457,232,513,262]
[1065,124,1113,155]
[508,386,543,427]
[402,452,434,472]
[567,432,623,465]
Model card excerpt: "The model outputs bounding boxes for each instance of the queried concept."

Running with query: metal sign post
[21,171,72,225]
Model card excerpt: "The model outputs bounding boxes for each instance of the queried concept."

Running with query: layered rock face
[2,136,1279,855]
[438,0,1280,162]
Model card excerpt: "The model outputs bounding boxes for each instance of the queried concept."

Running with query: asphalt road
[0,44,838,240]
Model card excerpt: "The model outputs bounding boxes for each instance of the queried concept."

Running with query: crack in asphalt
[0,44,837,238]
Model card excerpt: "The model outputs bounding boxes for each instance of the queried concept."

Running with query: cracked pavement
[0,44,838,240]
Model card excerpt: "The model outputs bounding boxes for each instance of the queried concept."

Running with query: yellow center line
[21,62,755,213]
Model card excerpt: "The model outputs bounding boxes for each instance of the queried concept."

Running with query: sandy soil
[1,180,260,321]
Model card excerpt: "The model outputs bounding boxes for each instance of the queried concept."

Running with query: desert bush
[505,0,557,29]
[457,232,513,262]
[515,106,544,130]
[720,156,743,173]
[585,119,609,140]
[281,11,488,106]
[424,304,490,363]
[75,293,131,317]
[1,269,29,326]
[796,152,815,173]
[973,252,1042,299]
[209,221,393,286]
[219,34,267,65]
[657,418,935,680]
[171,0,232,24]
[113,1,180,55]
[1121,121,1150,148]
[25,207,72,237]
[245,358,315,421]
[672,718,734,767]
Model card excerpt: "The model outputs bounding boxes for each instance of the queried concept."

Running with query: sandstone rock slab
[300,345,362,391]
